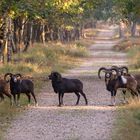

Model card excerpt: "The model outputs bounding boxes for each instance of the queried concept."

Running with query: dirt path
[5,25,128,140]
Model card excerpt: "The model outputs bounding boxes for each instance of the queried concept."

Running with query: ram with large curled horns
[98,66,138,106]
[112,65,140,97]
[4,73,38,106]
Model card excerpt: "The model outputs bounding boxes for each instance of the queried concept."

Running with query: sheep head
[15,73,22,78]
[48,72,62,82]
[98,67,111,79]
[4,73,22,83]
[4,73,13,82]
[111,65,129,76]
[120,66,129,75]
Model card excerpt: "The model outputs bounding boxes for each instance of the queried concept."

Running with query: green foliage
[113,0,140,22]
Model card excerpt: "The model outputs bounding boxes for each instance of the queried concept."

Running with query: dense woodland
[0,0,140,63]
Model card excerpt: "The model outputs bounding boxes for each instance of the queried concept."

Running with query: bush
[0,42,88,77]
[128,45,140,69]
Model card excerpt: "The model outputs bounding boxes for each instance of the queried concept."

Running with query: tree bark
[40,23,45,44]
[119,23,124,38]
[131,21,137,37]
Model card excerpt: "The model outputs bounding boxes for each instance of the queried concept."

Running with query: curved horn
[111,68,119,76]
[98,67,107,79]
[4,73,13,81]
[111,65,119,68]
[120,66,129,74]
[15,73,22,78]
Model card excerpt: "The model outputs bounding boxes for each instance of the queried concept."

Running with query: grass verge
[112,37,140,140]
[112,102,140,140]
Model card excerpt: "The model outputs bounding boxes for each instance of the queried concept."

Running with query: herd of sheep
[98,66,140,105]
[0,65,140,107]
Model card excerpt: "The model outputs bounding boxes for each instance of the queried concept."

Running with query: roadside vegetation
[0,42,88,76]
[113,102,140,140]
[114,37,140,71]
[113,37,140,140]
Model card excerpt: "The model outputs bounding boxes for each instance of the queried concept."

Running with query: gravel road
[5,25,128,140]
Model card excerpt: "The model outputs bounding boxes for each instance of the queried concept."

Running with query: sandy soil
[5,25,128,140]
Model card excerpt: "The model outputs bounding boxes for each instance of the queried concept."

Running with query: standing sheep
[98,67,138,105]
[48,71,88,106]
[4,73,38,106]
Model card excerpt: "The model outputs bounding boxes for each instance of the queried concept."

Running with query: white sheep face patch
[121,76,127,84]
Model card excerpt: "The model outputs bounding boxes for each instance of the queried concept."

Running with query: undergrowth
[0,42,88,76]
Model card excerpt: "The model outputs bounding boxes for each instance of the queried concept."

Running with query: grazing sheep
[0,79,12,105]
[98,67,138,105]
[48,71,88,106]
[4,73,38,106]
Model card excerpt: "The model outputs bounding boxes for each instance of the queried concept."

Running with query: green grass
[0,41,89,140]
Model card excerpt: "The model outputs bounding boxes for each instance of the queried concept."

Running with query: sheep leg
[58,93,62,107]
[4,92,13,106]
[61,93,64,105]
[137,88,140,94]
[110,96,116,106]
[79,91,88,105]
[110,91,116,106]
[30,91,38,106]
[131,90,139,101]
[0,94,4,102]
[130,91,135,99]
[13,94,17,105]
[134,92,139,101]
[25,93,31,106]
[74,92,80,105]
[16,94,20,106]
[122,90,127,104]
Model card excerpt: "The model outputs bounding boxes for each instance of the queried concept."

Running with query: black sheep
[48,72,88,106]
[4,73,38,106]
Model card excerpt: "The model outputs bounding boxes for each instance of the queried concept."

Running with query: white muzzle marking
[121,76,127,84]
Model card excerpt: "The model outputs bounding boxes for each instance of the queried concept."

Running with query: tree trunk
[119,23,124,38]
[3,16,8,63]
[7,17,13,62]
[23,21,33,52]
[18,18,25,52]
[41,24,45,44]
[13,18,19,53]
[131,21,137,37]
